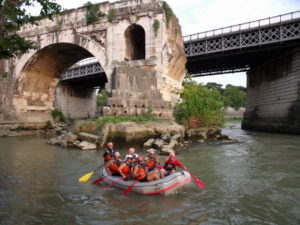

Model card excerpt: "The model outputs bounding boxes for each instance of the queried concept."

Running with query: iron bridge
[61,10,300,81]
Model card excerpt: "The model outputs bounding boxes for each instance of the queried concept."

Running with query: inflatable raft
[99,168,192,195]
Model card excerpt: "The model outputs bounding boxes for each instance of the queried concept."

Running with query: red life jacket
[164,160,176,171]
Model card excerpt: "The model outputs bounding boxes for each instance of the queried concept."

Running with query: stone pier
[242,47,300,133]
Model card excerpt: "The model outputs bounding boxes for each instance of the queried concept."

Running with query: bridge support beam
[242,47,300,134]
[54,83,96,120]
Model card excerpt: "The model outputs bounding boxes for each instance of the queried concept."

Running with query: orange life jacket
[121,163,131,176]
[135,164,147,179]
[108,161,119,174]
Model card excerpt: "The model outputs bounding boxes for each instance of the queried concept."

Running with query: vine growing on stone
[84,1,105,25]
[107,8,116,23]
[153,19,160,36]
[162,1,174,28]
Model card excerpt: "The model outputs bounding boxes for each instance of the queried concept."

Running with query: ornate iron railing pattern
[184,11,300,57]
[183,11,300,41]
[61,60,104,80]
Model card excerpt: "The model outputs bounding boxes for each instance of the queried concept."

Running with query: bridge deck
[61,10,300,80]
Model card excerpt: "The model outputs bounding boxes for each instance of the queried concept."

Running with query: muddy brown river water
[0,121,299,225]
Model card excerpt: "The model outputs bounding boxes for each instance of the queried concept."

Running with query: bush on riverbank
[74,113,158,135]
[175,77,224,128]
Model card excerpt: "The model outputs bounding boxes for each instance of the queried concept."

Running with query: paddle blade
[122,179,139,195]
[79,171,94,183]
[92,176,107,184]
[192,176,205,189]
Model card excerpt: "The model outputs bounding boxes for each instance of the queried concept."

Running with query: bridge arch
[124,24,146,60]
[13,36,109,122]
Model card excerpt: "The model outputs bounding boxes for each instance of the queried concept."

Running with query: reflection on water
[0,121,300,225]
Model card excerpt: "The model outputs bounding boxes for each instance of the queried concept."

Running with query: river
[0,121,299,225]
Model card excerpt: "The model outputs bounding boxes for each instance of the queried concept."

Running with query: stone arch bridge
[1,0,300,133]
[0,0,186,124]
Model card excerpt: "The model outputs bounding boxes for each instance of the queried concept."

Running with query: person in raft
[118,155,133,179]
[146,150,161,181]
[160,153,186,178]
[104,151,122,176]
[132,156,148,182]
[103,142,115,163]
[124,147,139,161]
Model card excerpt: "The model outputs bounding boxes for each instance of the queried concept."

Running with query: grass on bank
[75,113,158,135]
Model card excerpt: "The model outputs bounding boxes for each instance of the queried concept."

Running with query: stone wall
[242,47,300,133]
[1,0,186,125]
[103,65,174,119]
[55,83,96,119]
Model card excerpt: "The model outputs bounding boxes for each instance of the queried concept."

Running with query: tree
[223,85,246,109]
[205,82,223,94]
[0,0,61,59]
[175,77,224,128]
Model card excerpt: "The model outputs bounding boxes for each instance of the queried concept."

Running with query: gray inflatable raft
[100,167,192,195]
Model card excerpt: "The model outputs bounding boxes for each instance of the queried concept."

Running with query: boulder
[143,138,155,149]
[47,137,60,145]
[73,140,81,148]
[168,139,178,148]
[147,148,158,154]
[98,121,185,147]
[64,132,78,143]
[160,133,171,142]
[78,132,99,144]
[61,140,68,148]
[171,133,182,142]
[160,146,175,155]
[153,139,165,149]
[79,141,97,150]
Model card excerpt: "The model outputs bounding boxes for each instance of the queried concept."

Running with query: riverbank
[0,117,234,154]
[47,118,233,154]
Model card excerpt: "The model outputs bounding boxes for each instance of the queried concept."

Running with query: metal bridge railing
[183,10,300,42]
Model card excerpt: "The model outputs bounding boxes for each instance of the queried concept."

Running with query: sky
[31,0,300,87]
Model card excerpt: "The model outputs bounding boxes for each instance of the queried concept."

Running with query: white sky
[34,0,300,87]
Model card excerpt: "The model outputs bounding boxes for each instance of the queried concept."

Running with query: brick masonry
[242,47,300,133]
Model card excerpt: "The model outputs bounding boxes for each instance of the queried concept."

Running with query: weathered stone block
[143,138,155,149]
[78,132,99,144]
[79,141,97,150]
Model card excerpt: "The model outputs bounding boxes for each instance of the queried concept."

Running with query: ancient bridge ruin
[0,0,300,133]
[59,10,300,133]
[0,0,186,124]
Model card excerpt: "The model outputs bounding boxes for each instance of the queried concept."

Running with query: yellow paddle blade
[78,171,94,183]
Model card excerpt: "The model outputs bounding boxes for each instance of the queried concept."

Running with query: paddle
[103,176,125,190]
[122,177,141,195]
[92,175,109,184]
[176,160,205,189]
[78,164,103,183]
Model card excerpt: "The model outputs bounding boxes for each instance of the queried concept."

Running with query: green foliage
[0,0,61,59]
[97,89,109,107]
[75,113,158,135]
[175,77,224,128]
[1,72,8,78]
[45,120,53,129]
[84,1,105,25]
[51,108,65,122]
[223,85,246,109]
[153,19,160,36]
[107,8,116,23]
[162,1,174,27]
[204,82,246,109]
